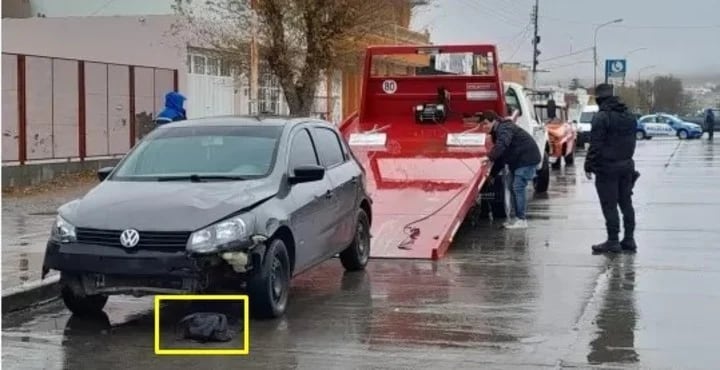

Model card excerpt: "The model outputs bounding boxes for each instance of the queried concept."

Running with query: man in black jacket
[480,110,541,229]
[585,84,638,253]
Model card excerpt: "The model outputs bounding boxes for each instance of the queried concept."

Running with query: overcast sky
[33,0,719,86]
[410,0,720,86]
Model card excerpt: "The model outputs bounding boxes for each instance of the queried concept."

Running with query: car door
[656,115,676,136]
[309,125,358,254]
[286,127,335,271]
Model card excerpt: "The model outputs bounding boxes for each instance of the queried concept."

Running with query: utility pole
[531,0,540,89]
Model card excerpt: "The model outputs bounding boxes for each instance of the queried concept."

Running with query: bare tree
[652,75,684,113]
[173,0,429,116]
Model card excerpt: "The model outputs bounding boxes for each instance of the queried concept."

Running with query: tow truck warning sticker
[466,83,498,101]
[382,80,397,94]
[446,133,487,146]
[349,132,387,146]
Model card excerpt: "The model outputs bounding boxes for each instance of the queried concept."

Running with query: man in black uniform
[585,84,638,253]
[480,110,542,229]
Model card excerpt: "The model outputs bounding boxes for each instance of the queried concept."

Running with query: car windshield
[579,112,596,123]
[111,125,283,181]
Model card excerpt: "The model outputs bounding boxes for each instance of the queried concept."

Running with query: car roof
[166,115,335,130]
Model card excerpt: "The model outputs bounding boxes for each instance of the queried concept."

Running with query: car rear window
[111,125,283,180]
[311,127,345,168]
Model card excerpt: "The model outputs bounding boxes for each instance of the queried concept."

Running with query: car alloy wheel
[356,221,370,265]
[340,209,371,271]
[270,255,288,306]
[248,239,291,319]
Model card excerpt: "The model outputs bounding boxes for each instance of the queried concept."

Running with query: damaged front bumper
[42,239,267,296]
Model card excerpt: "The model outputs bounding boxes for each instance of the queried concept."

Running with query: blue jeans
[510,165,536,220]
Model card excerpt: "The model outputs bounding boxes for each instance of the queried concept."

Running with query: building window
[207,57,219,75]
[193,55,206,75]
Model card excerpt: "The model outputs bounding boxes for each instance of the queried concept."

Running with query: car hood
[685,122,702,130]
[59,179,278,231]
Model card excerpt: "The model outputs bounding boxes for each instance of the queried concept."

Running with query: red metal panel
[24,56,53,160]
[2,54,20,162]
[107,64,130,154]
[78,61,86,160]
[52,59,79,158]
[17,55,27,164]
[129,66,136,147]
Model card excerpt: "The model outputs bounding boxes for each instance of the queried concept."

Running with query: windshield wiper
[157,174,249,182]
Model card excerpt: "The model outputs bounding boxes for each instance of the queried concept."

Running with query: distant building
[500,63,530,86]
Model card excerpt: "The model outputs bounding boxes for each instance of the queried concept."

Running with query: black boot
[592,240,622,254]
[621,237,637,252]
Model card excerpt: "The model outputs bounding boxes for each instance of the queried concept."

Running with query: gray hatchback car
[42,116,373,319]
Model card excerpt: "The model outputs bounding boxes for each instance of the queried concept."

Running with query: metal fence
[2,53,178,165]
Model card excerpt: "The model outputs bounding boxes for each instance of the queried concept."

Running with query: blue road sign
[605,59,627,79]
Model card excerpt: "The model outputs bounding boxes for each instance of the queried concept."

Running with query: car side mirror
[572,120,577,123]
[289,165,325,184]
[97,167,114,181]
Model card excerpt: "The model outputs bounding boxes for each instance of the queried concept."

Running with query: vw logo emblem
[119,229,140,248]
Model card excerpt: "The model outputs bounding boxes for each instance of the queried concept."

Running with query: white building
[2,0,340,122]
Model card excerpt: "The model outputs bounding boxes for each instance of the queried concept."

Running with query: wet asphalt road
[3,137,720,369]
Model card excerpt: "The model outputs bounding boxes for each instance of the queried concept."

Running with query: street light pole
[593,18,623,87]
[636,65,657,113]
[622,47,647,87]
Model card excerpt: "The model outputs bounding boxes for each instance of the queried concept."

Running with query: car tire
[533,154,550,193]
[61,285,108,317]
[636,130,646,140]
[339,209,371,271]
[677,129,688,139]
[247,238,291,319]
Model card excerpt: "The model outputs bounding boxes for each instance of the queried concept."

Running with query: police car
[636,113,703,140]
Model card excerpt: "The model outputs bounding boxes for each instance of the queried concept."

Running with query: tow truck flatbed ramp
[339,44,507,260]
[340,117,492,259]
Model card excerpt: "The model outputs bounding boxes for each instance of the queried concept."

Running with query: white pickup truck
[478,82,551,219]
[503,81,551,193]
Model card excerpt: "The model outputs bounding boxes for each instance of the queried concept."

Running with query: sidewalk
[2,175,97,300]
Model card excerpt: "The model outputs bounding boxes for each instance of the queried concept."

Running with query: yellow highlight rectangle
[154,294,249,355]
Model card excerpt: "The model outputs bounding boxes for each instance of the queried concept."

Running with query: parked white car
[503,82,550,193]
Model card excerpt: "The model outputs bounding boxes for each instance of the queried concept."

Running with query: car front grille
[76,228,190,251]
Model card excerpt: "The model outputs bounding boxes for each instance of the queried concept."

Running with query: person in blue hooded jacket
[155,91,187,125]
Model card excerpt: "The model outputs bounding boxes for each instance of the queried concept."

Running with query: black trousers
[708,124,714,140]
[595,171,636,241]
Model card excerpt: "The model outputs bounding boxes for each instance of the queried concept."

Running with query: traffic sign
[605,59,627,79]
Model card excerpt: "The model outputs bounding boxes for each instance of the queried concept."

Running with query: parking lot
[3,137,720,369]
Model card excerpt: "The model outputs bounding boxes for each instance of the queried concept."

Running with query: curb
[2,275,60,314]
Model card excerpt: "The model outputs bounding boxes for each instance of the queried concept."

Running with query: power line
[519,46,594,64]
[539,16,720,29]
[506,25,533,61]
[458,0,527,28]
[89,0,117,16]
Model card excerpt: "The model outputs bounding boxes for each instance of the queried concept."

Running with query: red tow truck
[338,44,516,260]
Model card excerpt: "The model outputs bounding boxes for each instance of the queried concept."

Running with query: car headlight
[50,215,76,243]
[187,214,255,254]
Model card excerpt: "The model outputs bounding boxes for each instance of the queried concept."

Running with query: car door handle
[324,190,334,199]
[350,176,358,184]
